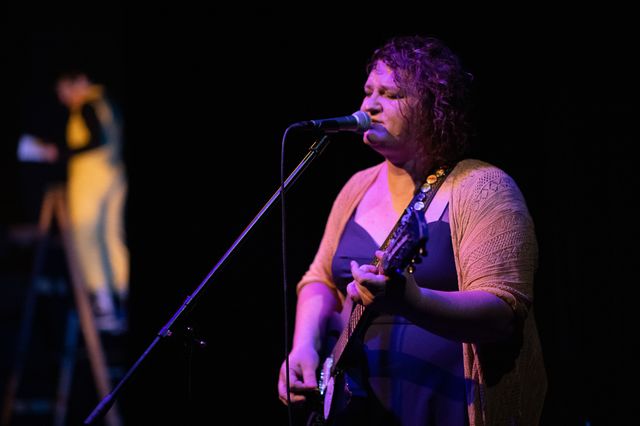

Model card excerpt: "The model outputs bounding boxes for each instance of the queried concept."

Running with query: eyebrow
[364,82,399,92]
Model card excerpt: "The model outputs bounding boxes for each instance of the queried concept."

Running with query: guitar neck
[327,198,414,373]
[330,249,383,373]
[329,301,368,374]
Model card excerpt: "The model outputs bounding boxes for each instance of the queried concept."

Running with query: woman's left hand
[348,250,423,314]
[347,255,389,306]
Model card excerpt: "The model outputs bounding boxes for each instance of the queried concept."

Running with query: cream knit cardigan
[297,159,547,425]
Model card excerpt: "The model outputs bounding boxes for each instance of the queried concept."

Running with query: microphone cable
[280,124,294,426]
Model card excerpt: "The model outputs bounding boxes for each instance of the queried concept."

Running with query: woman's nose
[361,95,381,115]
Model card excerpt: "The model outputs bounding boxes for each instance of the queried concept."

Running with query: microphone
[291,111,371,133]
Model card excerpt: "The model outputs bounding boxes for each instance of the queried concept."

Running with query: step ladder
[1,183,123,426]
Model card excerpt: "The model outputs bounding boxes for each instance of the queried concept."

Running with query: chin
[366,132,395,151]
[364,131,384,147]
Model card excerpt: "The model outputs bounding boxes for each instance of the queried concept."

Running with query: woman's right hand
[277,346,320,405]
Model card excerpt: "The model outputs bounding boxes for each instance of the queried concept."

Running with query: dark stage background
[1,6,637,425]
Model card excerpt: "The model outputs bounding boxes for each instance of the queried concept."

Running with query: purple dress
[329,208,469,426]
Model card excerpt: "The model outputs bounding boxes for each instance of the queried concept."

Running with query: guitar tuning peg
[412,255,422,264]
[419,247,427,256]
[407,265,415,274]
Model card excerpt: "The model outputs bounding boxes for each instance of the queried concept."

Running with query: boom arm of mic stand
[83,134,331,424]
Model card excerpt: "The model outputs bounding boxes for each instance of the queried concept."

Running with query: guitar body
[307,351,359,425]
[321,367,348,424]
[305,299,352,425]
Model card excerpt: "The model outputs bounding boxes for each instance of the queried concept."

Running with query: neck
[385,162,418,197]
[385,155,432,192]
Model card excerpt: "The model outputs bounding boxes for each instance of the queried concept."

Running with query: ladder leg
[53,308,80,426]
[53,187,123,426]
[1,187,57,426]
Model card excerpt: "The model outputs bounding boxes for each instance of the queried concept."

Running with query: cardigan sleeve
[450,160,538,321]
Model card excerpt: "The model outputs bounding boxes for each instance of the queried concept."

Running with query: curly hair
[368,35,473,167]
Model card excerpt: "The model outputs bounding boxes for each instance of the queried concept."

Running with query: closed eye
[386,93,403,100]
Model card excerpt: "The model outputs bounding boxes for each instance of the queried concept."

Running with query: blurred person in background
[54,70,128,333]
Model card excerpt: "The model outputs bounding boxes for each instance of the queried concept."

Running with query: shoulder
[345,162,384,187]
[325,162,384,221]
[86,97,117,126]
[80,102,98,116]
[449,158,529,214]
[451,158,508,180]
[450,159,520,195]
[336,162,384,199]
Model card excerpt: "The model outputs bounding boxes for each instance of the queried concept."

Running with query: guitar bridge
[318,355,333,396]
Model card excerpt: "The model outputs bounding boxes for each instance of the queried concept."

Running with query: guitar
[306,189,431,425]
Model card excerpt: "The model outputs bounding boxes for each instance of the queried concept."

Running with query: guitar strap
[373,163,453,269]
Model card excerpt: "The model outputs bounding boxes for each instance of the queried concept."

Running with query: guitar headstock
[380,204,428,276]
[376,167,448,277]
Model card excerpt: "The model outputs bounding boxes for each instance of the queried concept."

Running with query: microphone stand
[84,134,331,424]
